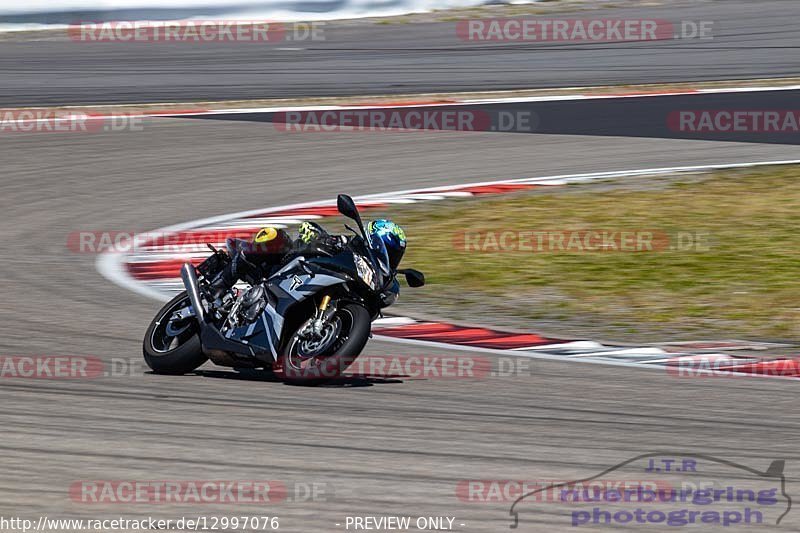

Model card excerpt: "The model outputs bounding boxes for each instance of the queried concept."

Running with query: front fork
[302,295,337,339]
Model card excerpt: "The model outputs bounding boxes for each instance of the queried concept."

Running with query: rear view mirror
[337,194,360,222]
[400,269,425,288]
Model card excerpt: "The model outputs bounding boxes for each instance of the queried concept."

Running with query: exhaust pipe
[180,262,257,358]
[180,263,207,322]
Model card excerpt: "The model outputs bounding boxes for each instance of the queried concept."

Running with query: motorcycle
[143,194,425,384]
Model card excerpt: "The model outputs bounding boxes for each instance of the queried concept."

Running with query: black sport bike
[143,194,425,384]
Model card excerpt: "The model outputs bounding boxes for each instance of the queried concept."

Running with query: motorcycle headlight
[354,254,376,289]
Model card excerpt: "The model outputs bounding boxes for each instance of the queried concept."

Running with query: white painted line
[372,334,664,371]
[45,82,800,122]
[178,83,800,116]
[515,341,606,351]
[373,317,418,327]
[564,347,666,358]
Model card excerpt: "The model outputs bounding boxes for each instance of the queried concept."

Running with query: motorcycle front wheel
[279,302,371,385]
[143,291,208,375]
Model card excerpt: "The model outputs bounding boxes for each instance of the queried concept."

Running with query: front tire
[143,291,207,375]
[279,302,371,385]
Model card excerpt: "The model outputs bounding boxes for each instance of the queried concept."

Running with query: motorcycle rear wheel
[143,291,208,375]
[279,302,371,385]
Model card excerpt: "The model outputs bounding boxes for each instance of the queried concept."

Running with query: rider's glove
[298,221,327,244]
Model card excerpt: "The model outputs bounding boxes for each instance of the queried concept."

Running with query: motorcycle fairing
[189,257,350,363]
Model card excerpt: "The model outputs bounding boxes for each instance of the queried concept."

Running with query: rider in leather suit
[210,218,407,296]
[209,221,344,295]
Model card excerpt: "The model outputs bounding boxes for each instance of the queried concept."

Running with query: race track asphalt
[1,113,800,530]
[1,0,799,106]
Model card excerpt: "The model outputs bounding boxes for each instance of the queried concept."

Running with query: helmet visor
[368,233,392,275]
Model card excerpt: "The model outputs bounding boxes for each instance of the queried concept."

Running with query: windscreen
[368,232,392,276]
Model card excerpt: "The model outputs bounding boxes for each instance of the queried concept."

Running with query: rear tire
[143,291,207,375]
[279,303,371,386]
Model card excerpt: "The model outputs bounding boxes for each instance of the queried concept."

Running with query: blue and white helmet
[367,219,407,270]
